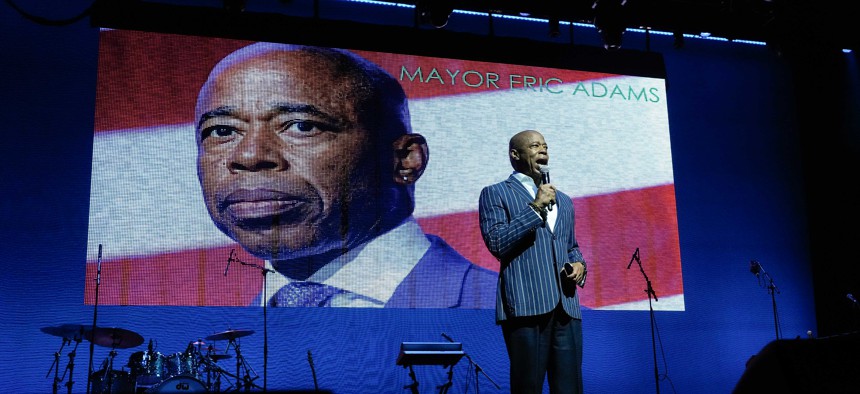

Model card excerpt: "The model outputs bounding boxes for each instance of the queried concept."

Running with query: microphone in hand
[538,165,553,211]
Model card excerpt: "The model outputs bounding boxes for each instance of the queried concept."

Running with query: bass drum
[146,375,208,393]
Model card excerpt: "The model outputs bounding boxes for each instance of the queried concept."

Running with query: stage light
[417,0,454,28]
[549,16,560,37]
[673,31,685,49]
[593,0,627,51]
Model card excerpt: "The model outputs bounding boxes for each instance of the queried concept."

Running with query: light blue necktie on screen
[270,282,345,307]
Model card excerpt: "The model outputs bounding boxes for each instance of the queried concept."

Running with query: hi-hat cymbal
[205,329,254,341]
[40,324,93,340]
[208,354,233,361]
[86,327,144,349]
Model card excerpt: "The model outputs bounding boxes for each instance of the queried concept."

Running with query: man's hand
[563,262,586,285]
[535,183,556,210]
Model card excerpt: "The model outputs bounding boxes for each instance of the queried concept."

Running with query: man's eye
[282,120,335,136]
[200,125,238,140]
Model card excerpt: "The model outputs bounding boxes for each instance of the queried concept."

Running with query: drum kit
[41,324,261,393]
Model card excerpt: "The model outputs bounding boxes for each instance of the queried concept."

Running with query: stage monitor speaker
[733,331,860,393]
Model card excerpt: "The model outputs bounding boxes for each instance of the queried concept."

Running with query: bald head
[508,129,548,180]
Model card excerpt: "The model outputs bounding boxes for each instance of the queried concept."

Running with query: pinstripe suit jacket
[479,174,587,323]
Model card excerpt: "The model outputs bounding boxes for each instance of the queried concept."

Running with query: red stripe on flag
[85,246,263,306]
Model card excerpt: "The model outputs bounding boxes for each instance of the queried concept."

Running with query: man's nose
[227,129,288,172]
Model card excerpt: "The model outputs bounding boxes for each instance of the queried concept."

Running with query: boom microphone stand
[627,248,660,394]
[440,333,500,394]
[224,249,274,392]
[86,244,103,394]
[750,260,781,340]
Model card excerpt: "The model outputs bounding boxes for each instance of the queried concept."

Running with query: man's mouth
[219,188,316,227]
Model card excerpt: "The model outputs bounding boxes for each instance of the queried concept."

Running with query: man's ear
[392,133,429,186]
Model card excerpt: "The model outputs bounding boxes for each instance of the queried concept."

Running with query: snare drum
[90,369,134,394]
[128,350,167,387]
[165,351,201,379]
[146,375,208,393]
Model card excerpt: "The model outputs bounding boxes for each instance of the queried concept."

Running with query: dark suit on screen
[386,234,498,308]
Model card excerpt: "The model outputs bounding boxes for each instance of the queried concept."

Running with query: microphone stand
[440,334,499,394]
[752,261,781,340]
[629,248,660,394]
[226,252,274,392]
[86,244,103,394]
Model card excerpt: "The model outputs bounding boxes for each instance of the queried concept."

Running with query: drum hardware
[86,327,145,349]
[41,324,88,394]
[91,348,130,394]
[85,326,143,393]
[127,340,167,389]
[205,329,260,392]
[89,368,134,394]
[198,350,237,393]
[203,329,254,342]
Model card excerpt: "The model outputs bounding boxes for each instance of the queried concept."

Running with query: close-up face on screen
[85,29,683,310]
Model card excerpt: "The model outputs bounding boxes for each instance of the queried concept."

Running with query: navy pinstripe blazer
[479,174,587,323]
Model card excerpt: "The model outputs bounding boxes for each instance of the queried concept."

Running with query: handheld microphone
[96,244,103,284]
[538,165,553,211]
[441,332,455,343]
[627,247,639,269]
[848,293,858,304]
[224,248,235,277]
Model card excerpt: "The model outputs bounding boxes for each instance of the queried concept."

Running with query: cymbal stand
[226,337,260,392]
[227,252,274,392]
[47,337,69,394]
[199,353,235,393]
[64,332,84,394]
[101,347,120,394]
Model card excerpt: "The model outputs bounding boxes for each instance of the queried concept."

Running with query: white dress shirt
[258,217,431,307]
[512,171,557,232]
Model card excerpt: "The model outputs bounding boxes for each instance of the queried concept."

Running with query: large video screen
[86,29,683,310]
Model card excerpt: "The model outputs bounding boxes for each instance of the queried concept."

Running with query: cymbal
[205,329,254,341]
[208,354,233,361]
[40,324,93,340]
[86,327,144,349]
